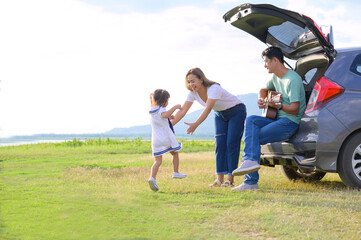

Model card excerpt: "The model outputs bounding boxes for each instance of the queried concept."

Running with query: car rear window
[350,54,361,76]
[268,21,310,48]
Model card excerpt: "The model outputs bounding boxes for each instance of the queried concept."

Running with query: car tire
[337,132,361,189]
[280,166,326,181]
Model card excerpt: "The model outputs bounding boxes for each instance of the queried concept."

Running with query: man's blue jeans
[215,104,246,175]
[242,115,299,185]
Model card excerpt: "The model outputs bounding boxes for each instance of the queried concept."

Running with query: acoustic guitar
[262,91,282,119]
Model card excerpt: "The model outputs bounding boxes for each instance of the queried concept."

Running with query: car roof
[336,47,361,53]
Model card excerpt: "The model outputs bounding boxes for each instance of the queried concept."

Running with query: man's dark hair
[262,46,284,64]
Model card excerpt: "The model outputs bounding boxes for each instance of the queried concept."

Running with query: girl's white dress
[149,106,182,157]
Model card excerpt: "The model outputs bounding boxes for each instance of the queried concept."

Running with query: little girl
[148,89,187,192]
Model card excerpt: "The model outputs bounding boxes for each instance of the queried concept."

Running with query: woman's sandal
[209,179,223,187]
[221,180,234,187]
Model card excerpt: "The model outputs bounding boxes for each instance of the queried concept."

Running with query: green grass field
[1,138,360,240]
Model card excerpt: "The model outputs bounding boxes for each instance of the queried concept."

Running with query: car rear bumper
[260,107,348,172]
[260,141,323,171]
[260,151,338,173]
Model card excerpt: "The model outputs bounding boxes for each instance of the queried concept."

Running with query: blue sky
[0,0,360,137]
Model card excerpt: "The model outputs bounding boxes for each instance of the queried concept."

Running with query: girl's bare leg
[171,151,179,173]
[151,156,162,179]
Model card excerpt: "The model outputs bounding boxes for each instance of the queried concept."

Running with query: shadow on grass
[298,179,348,190]
[265,179,352,193]
[253,181,360,213]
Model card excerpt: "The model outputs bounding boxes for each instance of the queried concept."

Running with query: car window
[304,68,317,84]
[350,54,361,76]
[284,58,296,70]
[268,21,310,48]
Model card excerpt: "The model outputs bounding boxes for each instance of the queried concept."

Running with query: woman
[172,68,246,187]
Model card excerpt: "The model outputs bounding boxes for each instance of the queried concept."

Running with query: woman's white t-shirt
[186,84,242,111]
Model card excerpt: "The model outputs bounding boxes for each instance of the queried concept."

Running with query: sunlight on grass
[1,140,361,239]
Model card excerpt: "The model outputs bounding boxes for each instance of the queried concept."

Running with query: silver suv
[224,3,361,188]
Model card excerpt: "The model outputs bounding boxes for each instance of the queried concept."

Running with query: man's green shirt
[266,69,306,124]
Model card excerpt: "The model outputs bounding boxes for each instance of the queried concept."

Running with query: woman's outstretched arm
[171,101,193,126]
[184,99,216,135]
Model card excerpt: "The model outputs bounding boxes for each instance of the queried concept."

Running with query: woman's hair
[185,67,219,91]
[261,46,284,64]
[150,89,170,107]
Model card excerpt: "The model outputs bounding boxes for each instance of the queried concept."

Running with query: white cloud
[0,1,267,137]
[213,0,239,4]
[286,0,361,48]
[0,0,359,137]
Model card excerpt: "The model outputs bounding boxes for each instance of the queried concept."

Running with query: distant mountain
[0,93,261,143]
[106,93,261,138]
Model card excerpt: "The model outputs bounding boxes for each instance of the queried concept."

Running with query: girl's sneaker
[148,177,159,192]
[172,172,187,178]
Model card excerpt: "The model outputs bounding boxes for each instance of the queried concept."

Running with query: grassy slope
[0,139,360,240]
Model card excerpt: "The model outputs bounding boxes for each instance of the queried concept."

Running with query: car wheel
[338,132,361,189]
[280,166,326,181]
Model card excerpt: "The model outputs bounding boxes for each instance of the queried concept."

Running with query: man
[231,46,306,191]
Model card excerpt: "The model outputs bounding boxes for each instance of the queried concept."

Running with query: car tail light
[305,76,344,114]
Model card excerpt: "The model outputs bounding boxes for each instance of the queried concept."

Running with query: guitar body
[262,106,278,119]
[262,91,282,120]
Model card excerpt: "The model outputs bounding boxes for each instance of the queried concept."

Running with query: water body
[0,139,68,147]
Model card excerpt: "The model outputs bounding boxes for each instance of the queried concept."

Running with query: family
[148,46,306,192]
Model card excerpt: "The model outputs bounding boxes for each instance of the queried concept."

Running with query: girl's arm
[185,98,216,135]
[161,104,182,119]
[171,101,193,126]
